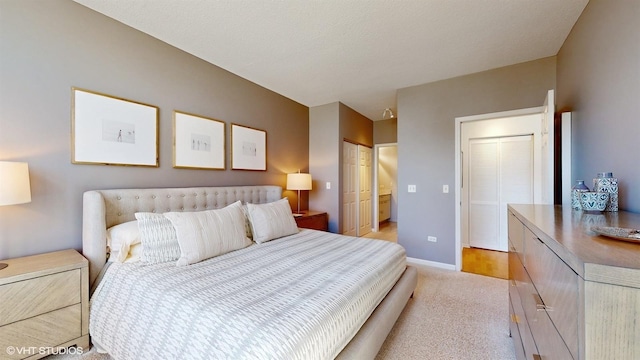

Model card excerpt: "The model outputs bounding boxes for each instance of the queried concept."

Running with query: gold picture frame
[231,123,266,171]
[173,111,226,170]
[71,87,159,167]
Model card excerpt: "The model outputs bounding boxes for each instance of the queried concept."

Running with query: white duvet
[90,229,406,360]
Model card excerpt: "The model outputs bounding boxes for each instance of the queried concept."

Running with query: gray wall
[309,103,340,232]
[556,0,640,213]
[0,0,309,260]
[397,57,556,264]
[309,102,373,233]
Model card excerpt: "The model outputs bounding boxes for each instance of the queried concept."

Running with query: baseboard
[406,257,456,271]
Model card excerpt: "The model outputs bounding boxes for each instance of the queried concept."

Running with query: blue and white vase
[593,172,618,211]
[571,180,590,210]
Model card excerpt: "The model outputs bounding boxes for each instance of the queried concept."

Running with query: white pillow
[106,220,140,263]
[135,212,181,264]
[246,198,299,244]
[163,201,252,266]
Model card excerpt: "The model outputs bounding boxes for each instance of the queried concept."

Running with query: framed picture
[173,111,225,170]
[71,87,159,167]
[231,123,266,171]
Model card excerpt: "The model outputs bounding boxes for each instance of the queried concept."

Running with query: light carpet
[49,265,515,360]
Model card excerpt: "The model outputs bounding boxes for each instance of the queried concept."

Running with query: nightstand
[294,211,329,231]
[0,249,89,359]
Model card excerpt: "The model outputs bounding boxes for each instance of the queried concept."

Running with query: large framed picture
[71,87,159,167]
[231,123,266,171]
[173,111,225,170]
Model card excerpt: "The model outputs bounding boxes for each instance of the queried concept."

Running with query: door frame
[373,142,397,232]
[454,106,543,271]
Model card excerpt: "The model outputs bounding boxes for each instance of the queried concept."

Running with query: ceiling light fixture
[382,108,395,119]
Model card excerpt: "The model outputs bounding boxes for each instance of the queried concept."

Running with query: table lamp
[0,161,32,270]
[286,171,312,215]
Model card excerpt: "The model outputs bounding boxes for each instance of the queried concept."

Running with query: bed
[82,185,417,359]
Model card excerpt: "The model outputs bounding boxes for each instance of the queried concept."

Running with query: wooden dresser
[508,204,640,360]
[0,250,89,359]
[294,211,329,231]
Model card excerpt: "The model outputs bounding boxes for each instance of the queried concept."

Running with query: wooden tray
[591,226,640,244]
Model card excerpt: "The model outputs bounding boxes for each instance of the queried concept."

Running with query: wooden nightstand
[294,211,329,231]
[0,249,89,359]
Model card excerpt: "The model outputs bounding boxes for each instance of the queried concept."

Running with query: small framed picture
[173,111,225,170]
[71,87,159,167]
[231,123,266,171]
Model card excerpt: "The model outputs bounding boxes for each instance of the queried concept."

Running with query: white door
[468,136,533,251]
[358,146,372,236]
[343,141,357,236]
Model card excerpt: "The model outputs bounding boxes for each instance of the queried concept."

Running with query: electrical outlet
[427,236,437,242]
[443,185,449,193]
[408,185,417,193]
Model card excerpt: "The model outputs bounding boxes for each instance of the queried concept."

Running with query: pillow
[106,220,140,263]
[135,212,181,264]
[163,201,252,266]
[246,198,299,244]
[241,204,253,240]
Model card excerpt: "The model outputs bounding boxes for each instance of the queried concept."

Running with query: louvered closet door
[469,136,532,251]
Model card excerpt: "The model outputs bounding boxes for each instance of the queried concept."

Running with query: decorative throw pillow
[135,212,181,264]
[163,201,252,266]
[106,220,140,262]
[246,198,299,244]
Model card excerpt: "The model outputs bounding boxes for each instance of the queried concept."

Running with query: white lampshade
[0,161,32,206]
[287,173,312,191]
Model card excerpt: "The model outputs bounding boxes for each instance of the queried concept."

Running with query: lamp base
[0,263,8,270]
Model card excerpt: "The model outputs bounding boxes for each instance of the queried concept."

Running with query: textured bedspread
[90,229,406,360]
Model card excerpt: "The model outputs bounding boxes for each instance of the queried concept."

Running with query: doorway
[373,143,398,233]
[454,89,555,271]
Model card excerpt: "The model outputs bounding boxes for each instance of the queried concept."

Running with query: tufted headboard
[82,185,282,285]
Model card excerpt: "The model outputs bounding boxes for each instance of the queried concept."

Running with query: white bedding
[90,229,406,360]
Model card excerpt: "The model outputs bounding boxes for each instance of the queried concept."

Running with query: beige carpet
[49,265,515,360]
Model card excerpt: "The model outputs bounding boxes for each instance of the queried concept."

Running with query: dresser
[294,211,329,231]
[508,205,640,360]
[0,250,89,359]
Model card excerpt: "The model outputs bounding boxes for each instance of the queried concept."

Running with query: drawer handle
[533,293,548,311]
[510,314,520,324]
[533,355,542,360]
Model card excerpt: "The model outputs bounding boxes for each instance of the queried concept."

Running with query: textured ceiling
[72,0,588,120]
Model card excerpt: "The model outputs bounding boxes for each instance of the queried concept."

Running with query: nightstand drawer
[0,269,80,326]
[0,304,82,359]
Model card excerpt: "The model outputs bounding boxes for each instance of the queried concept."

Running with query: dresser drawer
[0,304,82,359]
[0,269,81,326]
[508,211,525,263]
[524,228,579,358]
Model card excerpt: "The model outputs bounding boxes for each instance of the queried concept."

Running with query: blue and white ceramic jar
[571,180,590,210]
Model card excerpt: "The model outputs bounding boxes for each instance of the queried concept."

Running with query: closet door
[343,141,357,236]
[357,146,372,236]
[469,136,532,251]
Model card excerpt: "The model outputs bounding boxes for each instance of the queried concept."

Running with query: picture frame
[173,111,225,170]
[71,87,159,167]
[231,123,267,171]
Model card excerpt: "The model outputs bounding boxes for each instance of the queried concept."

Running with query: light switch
[326,182,331,190]
[443,185,449,193]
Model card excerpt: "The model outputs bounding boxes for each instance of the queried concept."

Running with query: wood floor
[461,247,508,279]
[361,222,508,280]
